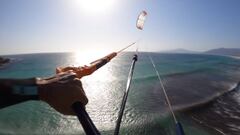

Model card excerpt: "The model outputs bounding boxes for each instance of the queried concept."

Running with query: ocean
[0,52,240,135]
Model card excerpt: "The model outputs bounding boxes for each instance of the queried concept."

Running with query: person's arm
[0,75,88,115]
[0,78,39,109]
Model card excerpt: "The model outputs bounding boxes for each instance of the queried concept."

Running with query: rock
[0,57,10,66]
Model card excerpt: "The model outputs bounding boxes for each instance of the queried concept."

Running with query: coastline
[0,57,10,66]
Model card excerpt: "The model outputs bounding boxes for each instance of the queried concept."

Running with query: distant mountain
[205,48,240,57]
[161,48,199,54]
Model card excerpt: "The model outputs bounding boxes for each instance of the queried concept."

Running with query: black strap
[0,84,39,108]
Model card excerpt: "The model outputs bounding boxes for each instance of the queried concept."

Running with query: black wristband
[0,85,39,109]
[12,85,38,96]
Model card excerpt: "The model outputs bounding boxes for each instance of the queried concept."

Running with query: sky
[0,0,240,55]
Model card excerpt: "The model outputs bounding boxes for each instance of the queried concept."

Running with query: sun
[74,0,117,13]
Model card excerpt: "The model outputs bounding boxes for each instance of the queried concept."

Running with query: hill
[205,48,240,57]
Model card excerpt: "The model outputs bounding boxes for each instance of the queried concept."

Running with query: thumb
[56,67,62,74]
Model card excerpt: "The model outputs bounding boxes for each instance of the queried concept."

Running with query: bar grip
[72,102,100,135]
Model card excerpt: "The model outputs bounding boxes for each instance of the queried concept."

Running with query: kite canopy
[136,10,147,30]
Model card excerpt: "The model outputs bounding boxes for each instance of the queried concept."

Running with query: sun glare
[74,50,109,66]
[74,0,117,13]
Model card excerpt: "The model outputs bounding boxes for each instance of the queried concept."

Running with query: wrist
[11,85,39,100]
[12,85,38,95]
[8,78,40,100]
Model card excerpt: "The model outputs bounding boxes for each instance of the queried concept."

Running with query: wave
[131,68,240,114]
[175,82,240,112]
[133,68,210,82]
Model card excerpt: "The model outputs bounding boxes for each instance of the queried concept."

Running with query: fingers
[38,77,89,116]
[56,67,62,74]
[56,66,95,79]
[56,67,82,78]
[72,78,82,86]
[56,67,77,74]
[77,85,88,106]
[71,79,88,105]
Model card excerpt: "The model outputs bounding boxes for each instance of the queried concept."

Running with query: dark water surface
[0,52,240,135]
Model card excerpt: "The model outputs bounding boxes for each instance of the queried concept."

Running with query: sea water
[0,52,240,135]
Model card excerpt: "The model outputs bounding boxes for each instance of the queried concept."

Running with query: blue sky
[0,0,240,55]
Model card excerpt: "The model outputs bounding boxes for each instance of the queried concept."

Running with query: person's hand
[56,66,94,78]
[38,78,88,115]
